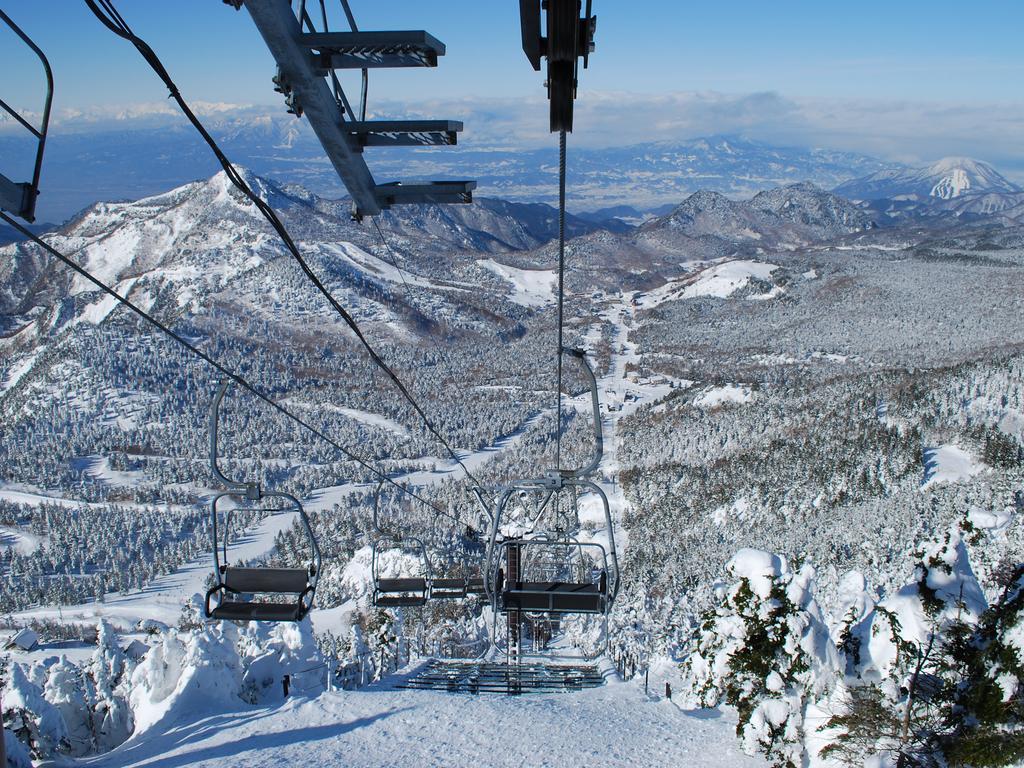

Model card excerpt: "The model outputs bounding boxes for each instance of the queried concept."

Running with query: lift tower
[228,0,475,219]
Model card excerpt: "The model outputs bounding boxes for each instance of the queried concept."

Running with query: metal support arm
[242,0,381,216]
[559,347,603,479]
[209,380,260,499]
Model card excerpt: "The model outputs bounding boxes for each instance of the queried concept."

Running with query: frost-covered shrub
[823,518,1024,766]
[683,549,837,767]
[2,663,68,759]
[130,624,242,734]
[44,656,93,755]
[238,618,322,703]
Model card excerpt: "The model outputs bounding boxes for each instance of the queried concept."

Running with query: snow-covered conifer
[44,655,94,755]
[88,619,134,750]
[823,518,993,765]
[683,549,837,768]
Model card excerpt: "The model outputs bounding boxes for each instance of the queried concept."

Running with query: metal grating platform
[302,31,445,69]
[396,661,605,695]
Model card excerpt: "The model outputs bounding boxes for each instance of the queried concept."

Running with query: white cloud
[6,90,1024,180]
[374,90,1024,177]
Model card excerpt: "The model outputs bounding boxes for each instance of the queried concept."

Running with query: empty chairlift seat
[427,574,489,600]
[204,381,322,623]
[429,577,468,600]
[501,572,608,615]
[374,576,429,607]
[207,565,317,622]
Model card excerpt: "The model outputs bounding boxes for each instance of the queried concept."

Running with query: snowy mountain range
[2,119,899,223]
[641,183,873,245]
[834,156,1024,221]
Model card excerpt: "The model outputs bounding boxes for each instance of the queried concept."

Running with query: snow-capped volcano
[926,157,1018,199]
[834,156,1021,203]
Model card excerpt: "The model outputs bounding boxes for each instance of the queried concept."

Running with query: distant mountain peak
[641,182,872,245]
[926,156,989,174]
[835,156,1021,207]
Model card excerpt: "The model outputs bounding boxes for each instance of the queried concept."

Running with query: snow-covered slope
[835,156,1021,203]
[86,671,765,768]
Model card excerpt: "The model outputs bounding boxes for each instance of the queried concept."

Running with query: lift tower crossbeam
[237,0,474,219]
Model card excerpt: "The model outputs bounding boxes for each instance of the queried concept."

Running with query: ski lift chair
[482,348,621,620]
[496,537,610,615]
[371,482,431,607]
[206,491,320,622]
[204,381,321,622]
[371,536,431,607]
[422,488,493,600]
[0,10,52,223]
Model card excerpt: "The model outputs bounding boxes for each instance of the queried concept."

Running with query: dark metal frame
[204,381,322,622]
[232,0,474,219]
[0,9,53,222]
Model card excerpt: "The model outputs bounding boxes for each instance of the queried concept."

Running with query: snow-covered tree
[238,618,322,702]
[2,663,68,760]
[939,563,1024,764]
[684,549,837,768]
[823,519,997,765]
[88,619,134,751]
[3,728,33,768]
[44,656,94,755]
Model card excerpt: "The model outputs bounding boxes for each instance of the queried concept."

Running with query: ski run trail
[77,671,763,768]
[13,293,768,767]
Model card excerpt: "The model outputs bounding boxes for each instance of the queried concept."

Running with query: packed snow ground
[921,444,985,488]
[636,259,780,308]
[82,670,765,768]
[476,259,557,307]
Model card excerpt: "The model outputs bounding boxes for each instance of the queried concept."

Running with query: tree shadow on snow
[681,707,723,720]
[127,708,413,768]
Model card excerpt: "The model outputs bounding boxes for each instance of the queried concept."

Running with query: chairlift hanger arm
[519,0,596,132]
[556,347,603,479]
[209,380,260,498]
[0,9,53,222]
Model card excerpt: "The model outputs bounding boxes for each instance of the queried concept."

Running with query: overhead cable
[84,0,483,488]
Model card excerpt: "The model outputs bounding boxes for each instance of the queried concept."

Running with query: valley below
[2,165,1024,766]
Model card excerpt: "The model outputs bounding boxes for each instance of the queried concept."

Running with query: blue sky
[2,1,1024,163]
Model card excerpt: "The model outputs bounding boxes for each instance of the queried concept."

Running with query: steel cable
[0,210,474,530]
[83,0,484,490]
